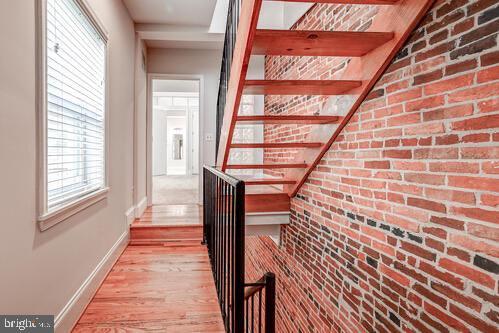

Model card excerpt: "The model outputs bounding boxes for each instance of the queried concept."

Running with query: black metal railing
[203,166,276,333]
[216,0,242,154]
[244,273,276,333]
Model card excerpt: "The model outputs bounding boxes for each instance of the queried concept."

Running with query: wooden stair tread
[236,115,341,124]
[231,142,322,148]
[244,79,362,95]
[245,192,290,213]
[253,30,394,57]
[226,163,307,169]
[269,0,398,4]
[244,178,296,185]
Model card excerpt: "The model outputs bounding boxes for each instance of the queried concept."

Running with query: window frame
[37,0,110,231]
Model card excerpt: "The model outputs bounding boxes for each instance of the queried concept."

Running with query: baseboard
[135,196,147,218]
[125,206,135,226]
[54,230,129,333]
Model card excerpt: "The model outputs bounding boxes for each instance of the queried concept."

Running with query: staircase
[216,0,435,215]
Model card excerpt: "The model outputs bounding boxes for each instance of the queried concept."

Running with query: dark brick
[366,256,378,269]
[451,35,497,60]
[413,69,444,85]
[473,255,499,273]
[407,233,423,244]
[367,219,377,227]
[379,223,391,231]
[478,4,499,24]
[392,228,405,238]
[467,0,499,16]
[389,312,400,327]
[459,20,499,46]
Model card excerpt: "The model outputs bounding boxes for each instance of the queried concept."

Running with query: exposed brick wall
[246,0,499,332]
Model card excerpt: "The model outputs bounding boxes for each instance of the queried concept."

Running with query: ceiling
[123,0,218,26]
[122,0,311,50]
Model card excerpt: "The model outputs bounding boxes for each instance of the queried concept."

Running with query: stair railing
[215,0,241,155]
[203,166,275,333]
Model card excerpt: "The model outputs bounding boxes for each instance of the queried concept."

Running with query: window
[38,0,108,229]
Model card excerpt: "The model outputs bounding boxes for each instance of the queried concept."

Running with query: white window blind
[45,0,106,211]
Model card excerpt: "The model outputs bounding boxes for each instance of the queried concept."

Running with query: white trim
[38,188,109,231]
[125,206,136,226]
[147,74,205,206]
[135,196,148,218]
[36,0,110,231]
[54,230,129,333]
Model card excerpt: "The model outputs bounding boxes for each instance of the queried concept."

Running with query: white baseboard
[54,230,129,333]
[135,196,147,218]
[125,206,135,226]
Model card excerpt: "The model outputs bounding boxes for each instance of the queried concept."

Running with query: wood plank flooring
[134,205,202,226]
[72,244,224,332]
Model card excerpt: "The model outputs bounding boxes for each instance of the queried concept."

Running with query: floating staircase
[216,0,435,216]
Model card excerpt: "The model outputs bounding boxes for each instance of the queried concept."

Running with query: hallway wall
[0,0,136,328]
[246,0,499,332]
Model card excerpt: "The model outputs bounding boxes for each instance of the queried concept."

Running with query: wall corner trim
[135,197,148,218]
[54,230,129,333]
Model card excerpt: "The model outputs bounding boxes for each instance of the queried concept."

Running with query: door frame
[146,74,204,206]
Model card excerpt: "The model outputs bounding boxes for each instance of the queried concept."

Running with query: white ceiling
[123,0,218,26]
[153,79,199,93]
[123,0,311,50]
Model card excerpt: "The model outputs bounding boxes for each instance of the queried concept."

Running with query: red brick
[405,123,445,136]
[461,147,499,159]
[423,104,474,121]
[449,304,498,333]
[401,241,437,261]
[467,223,499,242]
[448,175,499,192]
[423,302,469,332]
[478,98,499,113]
[404,173,445,185]
[447,247,471,262]
[429,161,479,173]
[440,258,496,289]
[383,149,412,159]
[425,188,476,205]
[414,147,458,159]
[364,160,390,169]
[481,193,499,207]
[451,234,499,258]
[430,215,465,230]
[407,197,446,213]
[419,261,464,290]
[424,73,474,95]
[477,65,499,83]
[449,82,499,103]
[451,114,499,131]
[431,282,482,312]
[482,161,499,174]
[406,95,445,112]
[451,206,498,224]
[387,88,423,105]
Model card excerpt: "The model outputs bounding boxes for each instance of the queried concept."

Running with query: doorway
[151,79,200,206]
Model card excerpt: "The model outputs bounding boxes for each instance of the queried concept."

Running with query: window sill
[38,187,109,231]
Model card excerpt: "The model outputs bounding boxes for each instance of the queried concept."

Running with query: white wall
[134,36,148,214]
[147,48,222,173]
[0,0,135,325]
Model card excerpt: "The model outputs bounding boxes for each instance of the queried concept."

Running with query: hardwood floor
[134,205,202,226]
[72,244,224,332]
